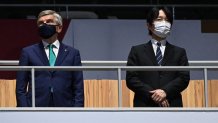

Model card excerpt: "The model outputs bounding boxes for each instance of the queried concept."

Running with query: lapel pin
[64,49,67,52]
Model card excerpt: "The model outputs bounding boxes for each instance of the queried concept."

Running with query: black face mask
[38,24,56,39]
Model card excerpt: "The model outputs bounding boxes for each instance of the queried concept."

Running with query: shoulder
[132,44,146,49]
[130,41,150,52]
[167,42,186,52]
[22,43,41,52]
[61,43,80,53]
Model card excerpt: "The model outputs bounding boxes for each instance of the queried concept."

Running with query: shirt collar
[42,40,60,49]
[151,38,166,46]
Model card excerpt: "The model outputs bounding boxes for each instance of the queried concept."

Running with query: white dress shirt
[42,40,60,60]
[151,38,166,57]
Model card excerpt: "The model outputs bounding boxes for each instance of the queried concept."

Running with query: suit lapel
[55,43,69,66]
[161,42,173,66]
[34,42,49,66]
[144,41,158,66]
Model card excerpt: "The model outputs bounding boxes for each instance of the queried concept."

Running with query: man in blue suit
[16,10,84,107]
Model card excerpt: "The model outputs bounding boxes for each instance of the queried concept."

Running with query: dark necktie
[156,42,162,66]
[48,44,56,66]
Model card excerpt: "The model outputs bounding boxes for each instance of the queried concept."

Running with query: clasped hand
[149,89,169,107]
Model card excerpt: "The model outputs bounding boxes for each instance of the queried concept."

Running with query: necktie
[48,44,56,66]
[156,42,162,66]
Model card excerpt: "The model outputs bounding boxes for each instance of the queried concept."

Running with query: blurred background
[1,1,218,79]
[0,1,218,108]
[0,0,218,19]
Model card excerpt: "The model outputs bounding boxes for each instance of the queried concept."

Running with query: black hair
[146,6,173,35]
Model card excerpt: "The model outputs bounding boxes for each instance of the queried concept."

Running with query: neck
[151,34,166,42]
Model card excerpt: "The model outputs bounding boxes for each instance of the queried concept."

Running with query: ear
[56,25,63,33]
[147,23,153,31]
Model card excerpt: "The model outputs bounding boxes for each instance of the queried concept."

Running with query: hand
[149,89,167,103]
[159,99,170,107]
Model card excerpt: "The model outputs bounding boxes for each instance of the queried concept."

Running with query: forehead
[38,14,55,22]
[158,9,167,18]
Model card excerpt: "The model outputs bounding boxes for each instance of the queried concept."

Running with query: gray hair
[37,10,63,26]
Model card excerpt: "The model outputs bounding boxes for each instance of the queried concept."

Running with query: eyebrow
[40,18,53,21]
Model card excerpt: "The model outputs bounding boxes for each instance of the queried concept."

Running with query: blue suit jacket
[16,42,84,107]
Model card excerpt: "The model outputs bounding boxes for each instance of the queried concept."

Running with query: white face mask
[153,21,171,38]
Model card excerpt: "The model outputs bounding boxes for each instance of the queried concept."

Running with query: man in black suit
[126,7,190,107]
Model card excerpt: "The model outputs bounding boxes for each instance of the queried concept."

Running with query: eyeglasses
[38,23,58,27]
[37,19,58,26]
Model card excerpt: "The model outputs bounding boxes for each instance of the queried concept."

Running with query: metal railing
[1,61,218,107]
[2,60,218,66]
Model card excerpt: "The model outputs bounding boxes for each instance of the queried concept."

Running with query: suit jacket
[16,42,84,107]
[126,41,190,107]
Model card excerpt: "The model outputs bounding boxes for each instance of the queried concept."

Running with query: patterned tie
[48,44,56,66]
[156,42,163,66]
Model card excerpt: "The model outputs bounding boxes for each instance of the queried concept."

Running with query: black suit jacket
[126,41,190,107]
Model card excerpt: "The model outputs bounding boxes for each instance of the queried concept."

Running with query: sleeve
[126,46,154,98]
[16,48,30,107]
[162,49,190,99]
[72,50,84,107]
